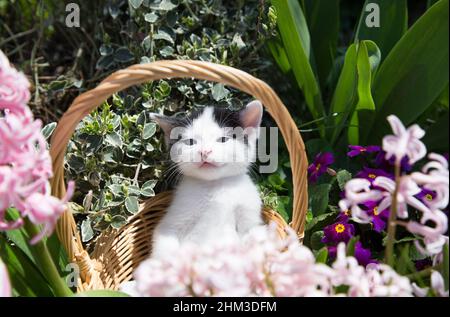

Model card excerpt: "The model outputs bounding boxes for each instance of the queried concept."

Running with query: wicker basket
[49,60,309,292]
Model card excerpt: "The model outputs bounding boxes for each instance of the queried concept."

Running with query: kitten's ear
[240,100,263,130]
[150,113,175,136]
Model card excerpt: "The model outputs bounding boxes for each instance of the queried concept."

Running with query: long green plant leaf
[0,235,54,296]
[348,41,381,144]
[355,0,408,62]
[272,0,325,124]
[302,0,340,89]
[365,0,449,144]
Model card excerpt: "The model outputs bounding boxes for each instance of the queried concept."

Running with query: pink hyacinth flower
[338,178,383,223]
[382,115,426,165]
[23,181,75,245]
[0,50,30,113]
[407,209,448,255]
[0,259,11,297]
[411,153,449,211]
[1,49,74,243]
[373,176,429,219]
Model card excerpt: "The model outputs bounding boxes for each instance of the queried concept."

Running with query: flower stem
[406,264,443,281]
[385,163,401,267]
[23,218,73,297]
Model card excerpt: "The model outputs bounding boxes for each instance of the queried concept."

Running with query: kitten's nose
[200,149,212,159]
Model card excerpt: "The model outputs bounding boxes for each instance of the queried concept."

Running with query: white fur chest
[152,174,263,256]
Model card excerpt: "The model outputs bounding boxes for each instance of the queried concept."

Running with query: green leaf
[366,0,449,144]
[302,0,340,88]
[0,235,54,296]
[141,180,157,197]
[96,54,115,70]
[75,290,130,297]
[443,242,449,291]
[211,83,229,101]
[160,46,174,57]
[128,185,141,197]
[150,0,178,11]
[108,184,123,197]
[427,0,440,9]
[99,44,113,56]
[305,209,338,232]
[125,196,139,214]
[105,132,123,148]
[346,236,359,256]
[422,110,449,152]
[329,44,358,142]
[310,231,325,250]
[111,215,128,229]
[47,80,68,92]
[144,12,158,23]
[348,41,381,144]
[271,0,325,123]
[382,235,417,246]
[154,29,175,44]
[3,209,33,258]
[267,37,291,73]
[41,122,57,140]
[128,0,143,9]
[315,247,328,264]
[355,0,407,62]
[330,41,381,144]
[85,135,103,154]
[103,147,124,164]
[46,233,70,275]
[305,210,313,223]
[308,183,331,215]
[142,122,157,139]
[395,244,416,275]
[81,219,94,242]
[114,47,135,63]
[231,34,246,50]
[336,170,352,191]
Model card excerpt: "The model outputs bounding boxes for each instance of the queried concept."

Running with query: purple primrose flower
[308,152,334,183]
[356,167,394,184]
[347,145,381,158]
[322,221,355,245]
[362,200,389,233]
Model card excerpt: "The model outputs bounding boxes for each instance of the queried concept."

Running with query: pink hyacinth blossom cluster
[0,50,73,243]
[340,115,448,256]
[132,225,413,297]
[0,259,11,297]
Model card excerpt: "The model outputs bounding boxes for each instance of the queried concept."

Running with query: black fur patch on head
[212,107,242,128]
[165,106,250,147]
[162,110,203,147]
[212,107,249,145]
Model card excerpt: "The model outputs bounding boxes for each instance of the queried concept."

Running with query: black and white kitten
[149,101,265,258]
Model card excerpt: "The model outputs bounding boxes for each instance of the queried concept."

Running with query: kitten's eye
[217,136,230,143]
[182,138,196,146]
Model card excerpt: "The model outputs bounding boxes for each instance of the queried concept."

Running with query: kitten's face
[151,101,262,181]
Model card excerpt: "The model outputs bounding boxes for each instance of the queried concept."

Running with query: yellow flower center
[344,210,351,216]
[373,206,379,216]
[335,224,346,233]
[316,163,321,172]
[368,173,377,179]
[425,194,433,201]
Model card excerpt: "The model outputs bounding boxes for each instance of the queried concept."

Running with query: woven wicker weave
[49,60,309,291]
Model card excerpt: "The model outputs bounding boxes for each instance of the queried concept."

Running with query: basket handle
[49,60,309,264]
